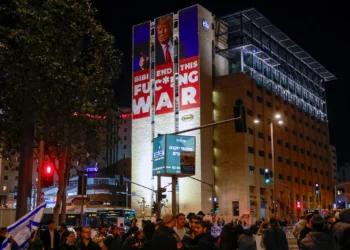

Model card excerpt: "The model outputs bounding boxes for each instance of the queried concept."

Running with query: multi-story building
[131,5,335,222]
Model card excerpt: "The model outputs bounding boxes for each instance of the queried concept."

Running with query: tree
[0,0,122,220]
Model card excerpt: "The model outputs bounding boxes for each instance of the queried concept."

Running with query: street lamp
[254,113,284,218]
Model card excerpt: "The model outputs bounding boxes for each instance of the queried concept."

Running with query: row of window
[248,128,328,149]
[246,108,328,136]
[249,165,329,176]
[247,146,329,164]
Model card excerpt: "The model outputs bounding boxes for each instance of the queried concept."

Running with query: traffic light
[152,202,156,214]
[264,169,270,184]
[214,201,219,213]
[297,201,301,209]
[41,163,54,188]
[315,183,319,194]
[157,187,167,202]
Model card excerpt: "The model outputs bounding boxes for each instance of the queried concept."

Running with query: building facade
[131,5,335,221]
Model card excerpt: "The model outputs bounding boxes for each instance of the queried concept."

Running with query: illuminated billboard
[132,22,151,119]
[154,14,175,115]
[179,6,200,110]
[153,134,196,176]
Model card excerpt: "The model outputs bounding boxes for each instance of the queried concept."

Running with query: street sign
[153,134,196,176]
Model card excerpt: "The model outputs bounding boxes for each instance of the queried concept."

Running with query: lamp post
[254,113,283,218]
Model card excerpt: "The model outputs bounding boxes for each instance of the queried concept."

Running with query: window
[300,148,305,153]
[294,162,298,167]
[277,139,282,145]
[292,114,296,120]
[3,176,8,180]
[268,153,272,159]
[247,109,253,116]
[257,96,263,103]
[268,136,271,141]
[249,166,255,173]
[259,169,265,175]
[285,127,289,132]
[286,159,291,165]
[314,168,318,173]
[285,142,290,148]
[293,145,298,151]
[247,91,253,98]
[4,166,8,170]
[295,178,299,183]
[258,132,264,139]
[123,145,127,149]
[278,156,283,162]
[248,128,254,135]
[248,147,254,153]
[308,166,312,171]
[301,164,305,169]
[292,130,297,135]
[259,150,265,157]
[124,136,127,141]
[266,101,272,108]
[278,174,284,180]
[124,128,127,132]
[287,176,291,181]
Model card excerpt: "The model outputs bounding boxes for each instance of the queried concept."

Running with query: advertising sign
[178,6,200,110]
[154,14,175,115]
[132,22,151,119]
[153,134,196,176]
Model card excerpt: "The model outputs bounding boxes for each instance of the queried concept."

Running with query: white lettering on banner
[179,71,199,85]
[133,82,150,96]
[182,87,197,105]
[179,61,198,71]
[156,67,173,77]
[132,96,151,115]
[156,92,173,110]
[134,73,149,82]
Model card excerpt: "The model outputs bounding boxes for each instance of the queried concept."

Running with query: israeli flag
[1,202,47,250]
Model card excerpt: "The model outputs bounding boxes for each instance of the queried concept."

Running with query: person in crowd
[263,217,288,250]
[41,220,60,250]
[104,225,122,250]
[173,213,189,240]
[61,231,77,250]
[92,224,108,250]
[332,208,350,250]
[299,214,332,250]
[298,213,313,247]
[237,226,256,250]
[59,223,71,244]
[192,220,217,250]
[152,213,182,250]
[218,222,238,250]
[122,229,144,250]
[75,226,101,250]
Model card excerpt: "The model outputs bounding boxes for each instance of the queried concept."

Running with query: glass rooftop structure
[215,8,336,121]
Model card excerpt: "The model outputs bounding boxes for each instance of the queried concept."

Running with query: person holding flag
[0,202,47,250]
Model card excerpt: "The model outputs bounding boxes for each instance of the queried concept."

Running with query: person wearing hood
[299,214,332,250]
[332,208,350,250]
[292,216,307,240]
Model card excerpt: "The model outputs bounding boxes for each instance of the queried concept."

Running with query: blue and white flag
[0,202,47,250]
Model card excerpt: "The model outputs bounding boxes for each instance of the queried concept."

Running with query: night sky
[91,0,348,165]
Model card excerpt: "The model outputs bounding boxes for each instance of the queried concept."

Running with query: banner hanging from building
[178,5,200,111]
[154,14,175,115]
[132,22,151,119]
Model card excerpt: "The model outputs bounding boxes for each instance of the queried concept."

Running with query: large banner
[179,6,200,110]
[154,14,175,115]
[132,22,151,119]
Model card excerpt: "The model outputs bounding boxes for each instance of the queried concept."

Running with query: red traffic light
[46,166,52,173]
[297,201,301,209]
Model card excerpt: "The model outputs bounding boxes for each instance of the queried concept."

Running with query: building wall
[329,145,338,183]
[214,73,333,221]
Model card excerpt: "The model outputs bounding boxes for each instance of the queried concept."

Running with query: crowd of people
[1,208,350,250]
